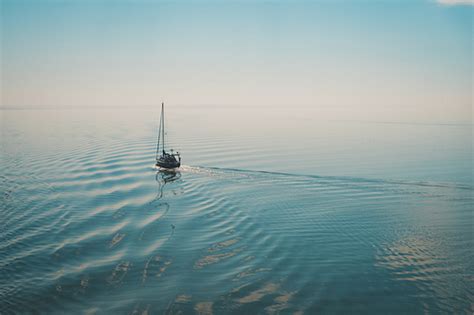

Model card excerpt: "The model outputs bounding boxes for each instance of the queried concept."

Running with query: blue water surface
[1,107,472,314]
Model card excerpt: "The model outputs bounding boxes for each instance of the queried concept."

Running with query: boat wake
[180,165,473,191]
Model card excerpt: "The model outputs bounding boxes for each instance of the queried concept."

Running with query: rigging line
[155,103,162,159]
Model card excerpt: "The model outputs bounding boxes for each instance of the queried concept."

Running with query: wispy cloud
[436,0,474,5]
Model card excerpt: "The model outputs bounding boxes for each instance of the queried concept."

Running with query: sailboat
[155,102,181,169]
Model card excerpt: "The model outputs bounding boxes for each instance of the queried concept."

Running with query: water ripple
[1,118,472,313]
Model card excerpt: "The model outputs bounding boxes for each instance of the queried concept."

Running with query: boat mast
[162,102,165,154]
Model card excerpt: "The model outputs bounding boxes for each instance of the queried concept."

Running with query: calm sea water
[1,107,472,314]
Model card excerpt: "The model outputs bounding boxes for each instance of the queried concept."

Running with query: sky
[0,0,472,122]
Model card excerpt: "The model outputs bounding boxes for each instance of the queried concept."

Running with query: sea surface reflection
[0,107,472,314]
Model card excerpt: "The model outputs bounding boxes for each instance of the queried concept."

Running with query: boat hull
[156,161,181,169]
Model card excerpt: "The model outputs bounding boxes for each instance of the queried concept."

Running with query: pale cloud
[436,0,474,5]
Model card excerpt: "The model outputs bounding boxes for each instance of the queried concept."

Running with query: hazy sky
[1,0,472,121]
